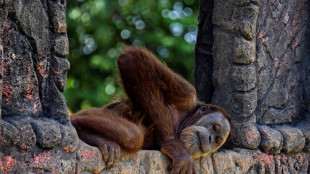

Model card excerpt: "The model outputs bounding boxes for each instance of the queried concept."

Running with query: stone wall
[0,0,309,173]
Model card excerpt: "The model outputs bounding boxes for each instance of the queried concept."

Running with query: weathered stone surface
[213,0,235,30]
[198,0,309,153]
[233,4,259,40]
[48,0,67,34]
[101,151,171,174]
[53,18,67,34]
[0,0,76,172]
[233,38,256,64]
[231,89,257,120]
[258,125,282,155]
[51,56,70,92]
[212,149,256,173]
[2,18,43,117]
[260,108,291,125]
[59,124,79,153]
[302,36,310,113]
[232,120,261,149]
[76,141,105,173]
[0,148,308,173]
[296,118,310,152]
[0,121,20,147]
[54,35,69,56]
[231,64,256,92]
[235,0,258,6]
[1,0,71,122]
[0,118,82,173]
[0,146,77,174]
[211,31,233,111]
[30,149,77,174]
[31,119,61,149]
[12,0,50,55]
[45,81,71,124]
[0,6,6,120]
[78,148,310,174]
[265,83,289,109]
[212,149,310,174]
[277,126,306,153]
[255,43,275,102]
[274,153,309,173]
[254,0,308,124]
[5,116,36,151]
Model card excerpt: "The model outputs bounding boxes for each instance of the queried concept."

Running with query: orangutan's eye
[212,124,221,132]
[200,106,208,112]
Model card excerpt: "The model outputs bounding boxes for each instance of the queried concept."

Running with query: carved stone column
[0,1,102,173]
[195,0,310,156]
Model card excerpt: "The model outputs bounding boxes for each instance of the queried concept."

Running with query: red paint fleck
[245,40,252,44]
[37,66,45,77]
[274,57,279,68]
[53,70,63,75]
[33,151,52,165]
[24,84,35,100]
[2,66,7,73]
[0,156,17,174]
[64,147,75,153]
[36,62,48,78]
[25,94,33,100]
[246,131,258,140]
[256,153,274,169]
[19,145,27,152]
[281,154,288,163]
[38,42,47,59]
[263,154,274,165]
[260,129,268,137]
[289,0,306,37]
[258,33,264,39]
[33,101,39,113]
[81,150,97,162]
[2,85,11,103]
[292,34,301,49]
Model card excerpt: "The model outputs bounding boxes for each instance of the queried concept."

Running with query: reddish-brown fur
[71,46,231,173]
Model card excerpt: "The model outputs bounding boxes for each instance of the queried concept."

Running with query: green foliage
[65,0,199,112]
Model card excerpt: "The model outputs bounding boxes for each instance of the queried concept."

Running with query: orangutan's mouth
[196,132,203,153]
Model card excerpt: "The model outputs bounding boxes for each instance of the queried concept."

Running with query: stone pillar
[195,0,310,155]
[0,1,102,173]
[212,0,261,149]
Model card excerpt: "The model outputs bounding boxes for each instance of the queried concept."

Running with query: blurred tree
[65,0,199,112]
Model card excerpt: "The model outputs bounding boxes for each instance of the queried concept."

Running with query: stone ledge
[0,130,309,174]
[79,147,310,174]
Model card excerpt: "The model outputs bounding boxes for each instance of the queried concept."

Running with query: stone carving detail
[195,0,310,157]
[210,0,262,149]
[0,0,91,173]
